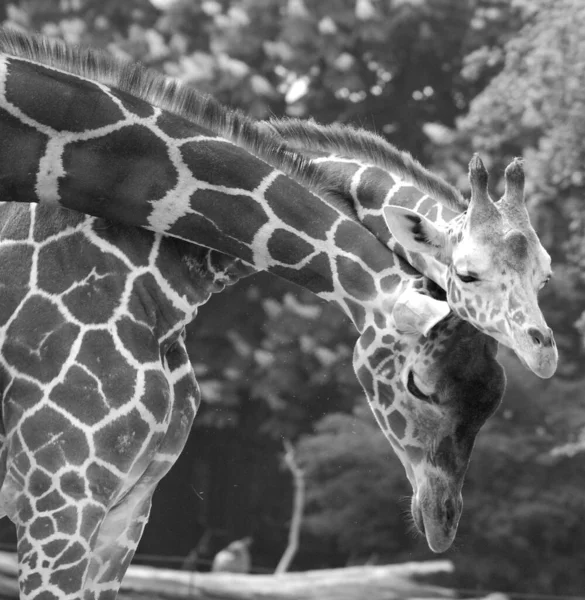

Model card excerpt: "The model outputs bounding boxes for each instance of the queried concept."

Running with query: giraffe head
[384,156,556,378]
[261,118,556,379]
[354,283,505,552]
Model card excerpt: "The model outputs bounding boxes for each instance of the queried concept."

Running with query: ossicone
[468,154,490,205]
[469,154,489,192]
[503,157,525,205]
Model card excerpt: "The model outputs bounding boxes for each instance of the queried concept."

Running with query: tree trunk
[275,439,305,574]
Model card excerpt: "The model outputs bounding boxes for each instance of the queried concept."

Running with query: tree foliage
[452,0,585,378]
[5,0,526,156]
[295,409,416,562]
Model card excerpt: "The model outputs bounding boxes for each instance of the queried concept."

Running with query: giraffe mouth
[518,344,557,379]
[411,487,462,553]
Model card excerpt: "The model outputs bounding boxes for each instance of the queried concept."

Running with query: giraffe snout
[516,323,558,378]
[411,484,462,553]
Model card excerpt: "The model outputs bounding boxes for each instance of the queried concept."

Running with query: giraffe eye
[456,272,479,284]
[407,371,432,402]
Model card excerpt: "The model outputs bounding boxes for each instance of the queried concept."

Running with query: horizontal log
[0,551,455,600]
[0,552,16,577]
[122,562,456,600]
[0,572,19,597]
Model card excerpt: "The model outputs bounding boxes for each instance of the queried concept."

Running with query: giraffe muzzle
[411,486,463,553]
[518,324,557,378]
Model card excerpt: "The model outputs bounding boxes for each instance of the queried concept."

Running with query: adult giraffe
[266,119,557,379]
[0,30,506,598]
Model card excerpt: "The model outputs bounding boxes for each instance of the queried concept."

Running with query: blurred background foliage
[1,0,585,595]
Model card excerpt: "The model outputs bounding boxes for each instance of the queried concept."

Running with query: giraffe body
[0,204,252,598]
[0,202,505,597]
[0,31,506,598]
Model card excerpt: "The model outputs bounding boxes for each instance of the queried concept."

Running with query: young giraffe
[0,31,505,598]
[266,119,558,379]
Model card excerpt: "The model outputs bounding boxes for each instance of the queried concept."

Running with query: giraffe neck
[302,153,464,289]
[262,119,468,289]
[0,53,405,332]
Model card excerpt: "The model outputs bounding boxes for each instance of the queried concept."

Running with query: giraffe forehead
[459,202,551,274]
[451,238,493,274]
[453,231,539,278]
[415,318,492,372]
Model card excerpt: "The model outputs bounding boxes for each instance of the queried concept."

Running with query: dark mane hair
[267,118,468,212]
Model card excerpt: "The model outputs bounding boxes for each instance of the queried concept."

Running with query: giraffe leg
[0,330,197,598]
[0,400,160,599]
[83,484,155,600]
[81,338,201,599]
[0,455,108,599]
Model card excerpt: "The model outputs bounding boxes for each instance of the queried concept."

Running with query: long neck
[0,54,403,331]
[294,153,460,290]
[263,121,467,290]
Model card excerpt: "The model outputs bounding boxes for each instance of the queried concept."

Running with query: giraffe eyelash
[407,370,432,402]
[455,272,479,284]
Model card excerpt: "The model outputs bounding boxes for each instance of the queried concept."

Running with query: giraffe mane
[267,118,469,212]
[0,28,359,218]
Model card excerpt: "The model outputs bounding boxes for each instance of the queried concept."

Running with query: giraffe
[0,30,505,597]
[265,119,558,379]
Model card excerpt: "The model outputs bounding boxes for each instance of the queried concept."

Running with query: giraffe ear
[383,206,449,259]
[392,289,451,336]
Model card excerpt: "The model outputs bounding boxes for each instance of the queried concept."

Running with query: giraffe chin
[411,488,462,554]
[516,346,558,379]
[506,321,558,379]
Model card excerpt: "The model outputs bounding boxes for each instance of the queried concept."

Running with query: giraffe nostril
[527,326,553,348]
[530,330,542,346]
[444,498,456,525]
